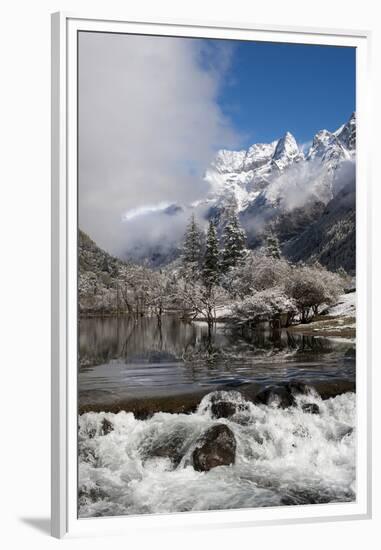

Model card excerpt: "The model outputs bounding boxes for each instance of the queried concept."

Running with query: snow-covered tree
[202,220,220,288]
[285,263,344,323]
[146,269,177,324]
[182,214,203,273]
[117,263,154,317]
[174,278,228,336]
[265,232,281,259]
[222,249,291,298]
[221,212,247,272]
[230,287,297,329]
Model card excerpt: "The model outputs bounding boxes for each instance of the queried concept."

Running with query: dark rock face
[254,386,296,408]
[283,180,356,274]
[209,391,249,421]
[302,403,320,415]
[211,401,238,419]
[193,424,236,472]
[150,433,188,466]
[253,382,317,409]
[287,382,310,396]
[101,418,113,435]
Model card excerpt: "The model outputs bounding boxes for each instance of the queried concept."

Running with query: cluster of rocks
[253,382,320,413]
[191,385,321,472]
[91,384,321,473]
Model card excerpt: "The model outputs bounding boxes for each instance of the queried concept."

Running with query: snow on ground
[326,292,356,318]
[214,305,234,319]
[287,291,356,338]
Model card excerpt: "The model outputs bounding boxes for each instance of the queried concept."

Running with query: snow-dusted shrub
[223,250,292,298]
[173,277,229,329]
[285,263,344,323]
[230,287,297,328]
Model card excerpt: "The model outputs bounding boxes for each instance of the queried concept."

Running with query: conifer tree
[182,215,202,263]
[221,213,247,272]
[182,214,203,275]
[202,220,219,288]
[265,232,281,259]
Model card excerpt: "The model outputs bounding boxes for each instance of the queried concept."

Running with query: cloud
[78,32,241,256]
[261,158,332,213]
[240,152,356,243]
[263,156,354,214]
[123,202,172,222]
[332,159,356,195]
[120,208,190,263]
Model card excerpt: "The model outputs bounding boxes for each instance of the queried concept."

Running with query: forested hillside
[80,208,349,331]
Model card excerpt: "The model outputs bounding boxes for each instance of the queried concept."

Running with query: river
[78,315,356,517]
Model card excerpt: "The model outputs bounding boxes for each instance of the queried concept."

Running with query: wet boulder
[209,391,249,421]
[150,433,187,466]
[146,425,193,466]
[211,400,238,419]
[302,403,320,415]
[287,382,310,396]
[254,385,295,409]
[193,424,236,472]
[101,418,113,435]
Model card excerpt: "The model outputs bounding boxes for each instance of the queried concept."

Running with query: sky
[215,41,355,147]
[78,32,355,256]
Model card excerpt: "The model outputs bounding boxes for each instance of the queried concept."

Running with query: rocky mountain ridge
[122,113,356,273]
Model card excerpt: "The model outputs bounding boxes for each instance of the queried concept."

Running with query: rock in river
[209,390,249,421]
[302,403,320,415]
[254,385,296,409]
[211,400,238,419]
[193,424,236,472]
[101,418,114,435]
[150,432,188,466]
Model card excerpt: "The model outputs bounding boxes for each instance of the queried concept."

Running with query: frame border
[51,11,372,539]
[51,11,68,539]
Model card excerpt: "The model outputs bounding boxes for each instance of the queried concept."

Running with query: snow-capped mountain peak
[243,141,278,170]
[334,112,356,151]
[212,148,247,174]
[123,113,356,270]
[307,114,355,163]
[205,129,306,209]
[307,129,336,160]
[273,131,298,158]
[202,112,356,220]
[272,131,304,170]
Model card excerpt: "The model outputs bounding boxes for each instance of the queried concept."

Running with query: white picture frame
[51,11,372,539]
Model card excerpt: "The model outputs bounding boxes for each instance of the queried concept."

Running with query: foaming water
[78,390,355,517]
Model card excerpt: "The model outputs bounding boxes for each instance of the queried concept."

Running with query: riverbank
[79,378,355,417]
[287,314,355,338]
[189,291,357,339]
[287,292,356,338]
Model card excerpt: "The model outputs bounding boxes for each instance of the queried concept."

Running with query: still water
[79,315,355,402]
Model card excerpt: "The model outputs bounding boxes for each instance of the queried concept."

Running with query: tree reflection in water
[79,315,350,370]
